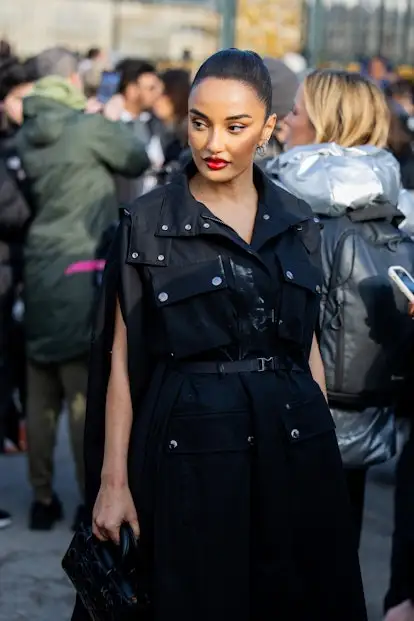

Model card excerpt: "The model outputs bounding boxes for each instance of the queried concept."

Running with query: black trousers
[384,427,414,611]
[345,468,367,550]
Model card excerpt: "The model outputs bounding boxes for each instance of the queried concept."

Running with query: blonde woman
[267,69,414,621]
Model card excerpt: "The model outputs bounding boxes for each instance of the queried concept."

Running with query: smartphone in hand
[96,71,121,104]
[388,265,414,303]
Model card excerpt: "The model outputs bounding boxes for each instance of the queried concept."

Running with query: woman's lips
[204,158,229,170]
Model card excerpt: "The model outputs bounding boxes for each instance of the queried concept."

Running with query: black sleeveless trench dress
[73,163,367,621]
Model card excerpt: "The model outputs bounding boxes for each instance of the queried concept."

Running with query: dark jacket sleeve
[0,161,30,241]
[88,115,150,178]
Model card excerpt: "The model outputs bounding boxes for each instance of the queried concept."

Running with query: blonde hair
[302,69,390,148]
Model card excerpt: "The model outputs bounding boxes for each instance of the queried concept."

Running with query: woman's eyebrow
[226,114,252,120]
[189,109,252,121]
[189,108,209,119]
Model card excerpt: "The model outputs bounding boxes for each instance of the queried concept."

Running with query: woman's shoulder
[125,180,184,223]
[127,184,168,214]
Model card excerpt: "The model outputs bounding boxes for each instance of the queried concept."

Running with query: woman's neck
[191,165,257,208]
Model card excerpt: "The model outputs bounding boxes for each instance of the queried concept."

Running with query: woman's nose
[206,127,225,154]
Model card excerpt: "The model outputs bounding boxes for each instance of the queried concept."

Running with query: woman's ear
[262,113,277,145]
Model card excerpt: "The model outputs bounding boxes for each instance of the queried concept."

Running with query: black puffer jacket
[0,155,30,284]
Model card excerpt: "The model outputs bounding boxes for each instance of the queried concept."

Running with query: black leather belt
[175,356,302,374]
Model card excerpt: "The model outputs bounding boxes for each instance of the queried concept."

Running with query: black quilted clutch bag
[62,522,152,621]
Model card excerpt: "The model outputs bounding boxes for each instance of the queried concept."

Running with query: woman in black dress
[80,49,367,621]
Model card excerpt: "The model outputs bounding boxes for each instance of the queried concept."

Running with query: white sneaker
[0,509,11,529]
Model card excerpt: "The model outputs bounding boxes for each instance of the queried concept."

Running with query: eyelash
[191,119,207,130]
[191,120,246,133]
[229,124,245,133]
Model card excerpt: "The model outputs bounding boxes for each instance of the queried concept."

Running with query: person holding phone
[384,289,414,621]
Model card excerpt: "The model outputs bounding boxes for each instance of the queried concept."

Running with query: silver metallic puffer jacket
[267,144,414,467]
[268,142,414,224]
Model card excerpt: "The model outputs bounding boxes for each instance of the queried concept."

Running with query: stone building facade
[0,0,220,60]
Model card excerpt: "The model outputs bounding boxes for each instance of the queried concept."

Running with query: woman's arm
[92,299,140,543]
[309,333,328,401]
[101,299,132,487]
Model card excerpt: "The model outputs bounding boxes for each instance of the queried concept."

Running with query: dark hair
[385,79,413,100]
[0,56,37,101]
[24,56,40,83]
[0,40,12,60]
[160,68,190,122]
[87,47,101,60]
[191,48,272,117]
[387,102,413,157]
[115,58,156,95]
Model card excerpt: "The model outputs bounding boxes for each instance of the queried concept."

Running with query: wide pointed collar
[155,159,310,246]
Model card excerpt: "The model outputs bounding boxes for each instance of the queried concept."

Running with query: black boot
[30,493,64,531]
[0,509,11,529]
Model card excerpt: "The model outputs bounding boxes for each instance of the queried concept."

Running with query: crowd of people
[1,39,414,621]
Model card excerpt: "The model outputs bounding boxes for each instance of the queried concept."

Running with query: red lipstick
[204,157,229,171]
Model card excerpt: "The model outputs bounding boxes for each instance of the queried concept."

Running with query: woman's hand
[409,302,414,317]
[92,481,140,544]
[385,600,414,621]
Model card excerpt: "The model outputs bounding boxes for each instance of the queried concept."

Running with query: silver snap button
[316,285,321,294]
[131,252,139,259]
[291,429,300,440]
[285,403,291,410]
[212,276,223,287]
[263,214,270,221]
[157,254,165,262]
[184,224,192,231]
[169,440,178,450]
[161,224,169,231]
[314,217,320,223]
[248,436,255,446]
[286,271,294,280]
[296,224,303,231]
[203,222,211,229]
[158,292,169,303]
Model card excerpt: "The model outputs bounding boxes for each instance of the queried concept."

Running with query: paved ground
[0,415,396,621]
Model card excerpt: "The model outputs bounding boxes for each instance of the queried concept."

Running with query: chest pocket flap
[126,216,172,267]
[153,256,227,307]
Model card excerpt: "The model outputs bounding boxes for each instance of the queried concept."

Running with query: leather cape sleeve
[83,211,150,516]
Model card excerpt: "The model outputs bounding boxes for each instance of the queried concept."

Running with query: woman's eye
[191,119,206,130]
[228,124,245,133]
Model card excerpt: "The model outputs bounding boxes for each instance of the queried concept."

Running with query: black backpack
[319,211,414,408]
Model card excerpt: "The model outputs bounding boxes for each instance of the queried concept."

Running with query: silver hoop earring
[256,141,268,156]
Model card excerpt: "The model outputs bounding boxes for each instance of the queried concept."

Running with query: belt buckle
[257,357,274,372]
